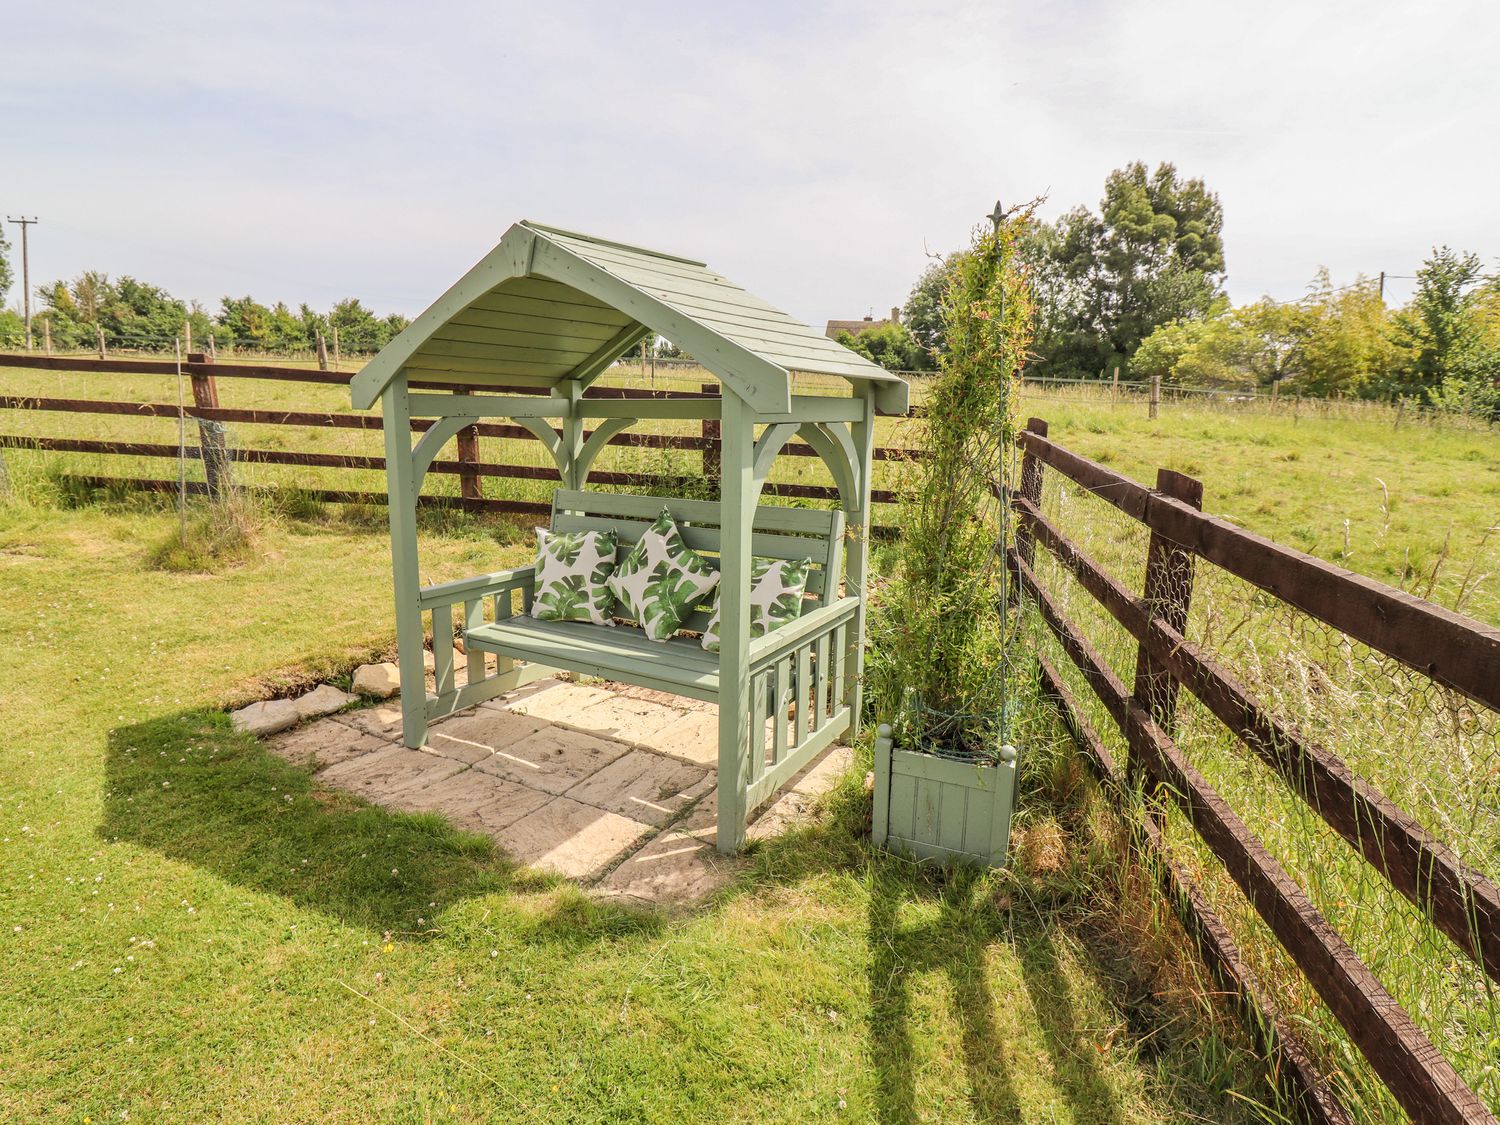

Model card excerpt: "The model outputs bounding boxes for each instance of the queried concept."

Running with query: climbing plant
[869,208,1036,757]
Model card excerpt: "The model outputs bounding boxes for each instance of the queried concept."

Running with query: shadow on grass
[747,779,1128,1125]
[100,708,661,942]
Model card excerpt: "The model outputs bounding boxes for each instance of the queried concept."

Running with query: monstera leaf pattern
[606,508,720,642]
[531,528,619,625]
[701,556,811,653]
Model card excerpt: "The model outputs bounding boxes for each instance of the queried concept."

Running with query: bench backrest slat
[549,489,845,634]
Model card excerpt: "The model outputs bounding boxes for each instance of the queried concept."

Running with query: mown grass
[0,496,1271,1123]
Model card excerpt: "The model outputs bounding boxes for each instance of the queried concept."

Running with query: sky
[3,0,1497,326]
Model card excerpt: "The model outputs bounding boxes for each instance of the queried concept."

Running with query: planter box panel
[876,739,1017,867]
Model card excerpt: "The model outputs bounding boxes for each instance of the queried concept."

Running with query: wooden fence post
[42,319,51,355]
[455,388,482,505]
[96,325,106,359]
[1016,417,1048,570]
[332,327,341,372]
[186,352,233,501]
[701,382,721,484]
[1130,468,1203,804]
[1112,366,1120,403]
[316,331,329,371]
[1148,375,1160,419]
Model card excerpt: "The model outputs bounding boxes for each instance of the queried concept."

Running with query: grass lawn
[0,500,1265,1123]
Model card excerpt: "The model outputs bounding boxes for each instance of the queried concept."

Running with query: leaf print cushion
[531,528,619,626]
[701,556,811,653]
[605,508,720,642]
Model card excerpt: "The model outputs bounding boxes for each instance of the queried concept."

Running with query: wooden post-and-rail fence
[1010,416,1500,1125]
[0,353,913,528]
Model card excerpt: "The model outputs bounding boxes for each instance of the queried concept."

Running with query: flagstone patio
[261,677,852,908]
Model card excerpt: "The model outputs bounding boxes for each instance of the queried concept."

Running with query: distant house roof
[824,307,901,340]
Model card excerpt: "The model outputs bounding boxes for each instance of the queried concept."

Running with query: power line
[6,215,38,350]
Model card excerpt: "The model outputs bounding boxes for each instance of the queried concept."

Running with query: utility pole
[6,216,38,350]
[1378,271,1385,303]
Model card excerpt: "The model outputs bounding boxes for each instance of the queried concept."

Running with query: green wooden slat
[744,711,849,810]
[425,661,553,721]
[551,513,832,566]
[405,354,577,378]
[432,605,456,698]
[552,488,837,536]
[795,646,811,746]
[814,633,829,732]
[464,598,487,686]
[459,290,632,329]
[433,318,625,348]
[774,658,789,764]
[413,337,599,364]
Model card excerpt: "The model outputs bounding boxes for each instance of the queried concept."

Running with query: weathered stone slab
[231,698,300,737]
[352,662,400,699]
[422,709,548,764]
[598,797,736,906]
[265,719,388,768]
[563,749,711,827]
[386,768,550,836]
[749,744,854,841]
[563,694,689,747]
[334,703,405,738]
[317,744,466,800]
[471,724,630,794]
[294,684,356,721]
[651,710,720,767]
[606,681,715,713]
[503,680,613,723]
[492,796,654,880]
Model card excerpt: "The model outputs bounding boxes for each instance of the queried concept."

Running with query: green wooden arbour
[353,221,907,852]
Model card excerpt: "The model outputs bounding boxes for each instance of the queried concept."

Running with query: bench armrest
[747,596,860,670]
[419,566,536,611]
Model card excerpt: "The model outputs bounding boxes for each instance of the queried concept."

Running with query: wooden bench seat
[465,615,722,701]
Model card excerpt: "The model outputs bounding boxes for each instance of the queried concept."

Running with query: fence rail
[1010,417,1499,1124]
[0,352,914,522]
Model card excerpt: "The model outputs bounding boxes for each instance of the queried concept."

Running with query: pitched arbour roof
[352,220,908,415]
[356,221,905,854]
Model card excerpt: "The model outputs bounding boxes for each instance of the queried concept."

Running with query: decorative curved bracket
[750,422,803,498]
[513,417,567,476]
[577,418,637,485]
[797,422,862,512]
[411,416,475,494]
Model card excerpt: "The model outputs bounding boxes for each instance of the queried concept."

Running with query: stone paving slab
[471,723,630,794]
[424,709,548,764]
[265,718,389,769]
[317,744,467,801]
[749,744,855,842]
[502,680,614,723]
[333,703,405,739]
[597,796,731,907]
[650,709,720,768]
[562,748,711,828]
[492,795,655,880]
[563,693,692,747]
[386,767,552,835]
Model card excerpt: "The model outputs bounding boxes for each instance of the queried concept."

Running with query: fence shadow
[863,863,1126,1125]
[99,707,660,942]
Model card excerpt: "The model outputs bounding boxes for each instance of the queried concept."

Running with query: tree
[1023,162,1226,378]
[834,321,926,372]
[0,223,12,304]
[1386,247,1487,401]
[900,254,959,366]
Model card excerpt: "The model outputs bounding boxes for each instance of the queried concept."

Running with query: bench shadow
[100,707,660,942]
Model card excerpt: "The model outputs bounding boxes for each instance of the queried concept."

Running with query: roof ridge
[520,220,707,268]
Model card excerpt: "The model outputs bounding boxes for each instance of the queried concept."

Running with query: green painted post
[559,379,584,489]
[716,389,754,854]
[843,386,876,737]
[383,377,429,748]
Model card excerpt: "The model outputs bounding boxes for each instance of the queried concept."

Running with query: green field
[2,361,1496,1121]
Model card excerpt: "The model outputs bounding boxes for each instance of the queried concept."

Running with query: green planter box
[871,724,1018,867]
